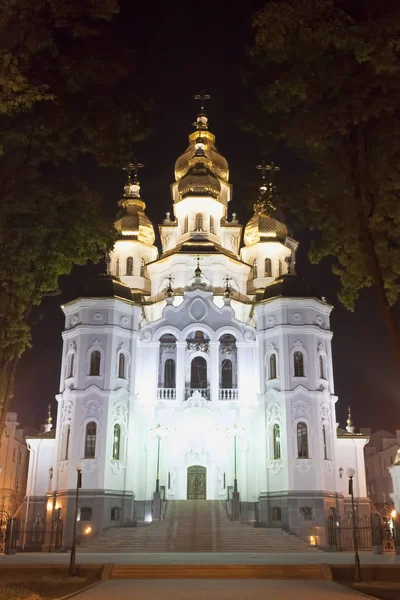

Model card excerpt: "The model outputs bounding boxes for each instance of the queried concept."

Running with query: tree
[0,0,150,431]
[245,0,400,373]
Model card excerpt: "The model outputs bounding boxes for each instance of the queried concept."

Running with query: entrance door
[187,465,206,499]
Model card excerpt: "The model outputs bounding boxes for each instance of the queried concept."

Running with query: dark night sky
[12,0,400,433]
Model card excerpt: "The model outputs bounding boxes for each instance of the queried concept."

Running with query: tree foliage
[0,0,150,429]
[245,0,400,373]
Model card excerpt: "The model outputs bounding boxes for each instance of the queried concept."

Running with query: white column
[210,342,219,402]
[176,342,186,403]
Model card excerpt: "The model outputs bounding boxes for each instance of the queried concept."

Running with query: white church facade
[23,107,370,549]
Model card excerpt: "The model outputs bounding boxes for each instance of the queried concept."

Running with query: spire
[42,403,52,433]
[193,90,211,131]
[254,161,280,213]
[346,406,355,433]
[122,159,144,199]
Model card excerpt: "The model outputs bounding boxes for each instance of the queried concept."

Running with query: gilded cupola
[174,105,229,184]
[178,162,221,198]
[243,162,288,247]
[114,163,155,246]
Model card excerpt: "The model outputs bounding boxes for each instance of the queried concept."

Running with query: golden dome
[178,162,221,199]
[175,130,229,183]
[244,204,288,247]
[114,183,155,246]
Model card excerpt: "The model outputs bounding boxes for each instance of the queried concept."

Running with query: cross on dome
[123,159,144,198]
[254,160,280,214]
[193,90,211,131]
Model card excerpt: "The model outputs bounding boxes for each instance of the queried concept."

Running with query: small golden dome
[175,130,229,183]
[114,197,155,246]
[178,162,221,199]
[244,205,288,247]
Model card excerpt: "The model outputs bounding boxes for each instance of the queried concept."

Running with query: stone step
[110,564,331,579]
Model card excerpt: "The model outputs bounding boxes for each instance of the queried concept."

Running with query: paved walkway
[71,579,372,599]
[0,551,400,565]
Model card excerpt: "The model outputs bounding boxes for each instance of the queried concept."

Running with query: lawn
[0,568,100,599]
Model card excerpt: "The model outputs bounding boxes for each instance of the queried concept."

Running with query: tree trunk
[0,359,19,435]
[350,125,400,379]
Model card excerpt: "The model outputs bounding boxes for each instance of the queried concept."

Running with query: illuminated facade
[25,108,369,548]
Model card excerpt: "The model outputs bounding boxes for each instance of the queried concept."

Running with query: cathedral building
[23,106,369,549]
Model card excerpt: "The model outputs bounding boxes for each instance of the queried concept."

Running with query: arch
[111,507,121,521]
[118,353,126,379]
[116,258,120,277]
[297,422,309,459]
[269,353,277,380]
[190,356,208,389]
[84,421,97,458]
[67,351,75,378]
[195,213,203,231]
[293,351,305,377]
[273,423,281,460]
[164,358,176,388]
[89,350,101,376]
[278,259,283,276]
[210,214,215,234]
[183,323,215,342]
[215,326,243,343]
[264,258,272,277]
[221,358,233,388]
[112,423,121,460]
[126,256,133,276]
[184,215,188,234]
[318,353,327,379]
[252,259,257,279]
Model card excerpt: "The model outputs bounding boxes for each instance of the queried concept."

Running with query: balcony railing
[219,389,238,400]
[185,388,211,401]
[157,388,176,400]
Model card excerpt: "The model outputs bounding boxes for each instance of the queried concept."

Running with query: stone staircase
[78,500,321,553]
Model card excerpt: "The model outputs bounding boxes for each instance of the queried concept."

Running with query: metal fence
[4,517,63,553]
[328,512,395,552]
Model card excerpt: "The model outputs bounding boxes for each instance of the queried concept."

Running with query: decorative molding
[69,340,77,352]
[266,402,281,424]
[292,312,302,322]
[292,400,312,422]
[316,315,324,326]
[267,458,283,474]
[120,316,129,326]
[295,458,313,473]
[112,400,128,426]
[93,312,104,321]
[71,315,79,326]
[266,315,276,326]
[188,298,208,322]
[110,459,126,474]
[82,398,102,424]
[317,341,325,352]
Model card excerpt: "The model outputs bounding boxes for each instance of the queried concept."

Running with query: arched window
[269,354,277,380]
[190,356,207,389]
[273,424,281,460]
[252,259,257,279]
[210,215,215,234]
[184,215,188,233]
[264,258,272,277]
[319,355,325,379]
[195,213,203,231]
[116,258,120,277]
[118,353,126,379]
[126,256,133,276]
[272,506,281,521]
[84,421,97,458]
[111,507,121,521]
[294,351,304,377]
[322,424,330,460]
[112,424,121,460]
[164,358,176,388]
[63,425,71,460]
[68,353,75,378]
[221,358,233,388]
[297,422,309,459]
[278,260,283,276]
[89,350,101,376]
[79,507,92,521]
[140,258,146,277]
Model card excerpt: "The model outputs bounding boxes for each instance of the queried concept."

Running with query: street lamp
[149,424,168,493]
[69,462,83,577]
[226,425,244,493]
[347,467,361,582]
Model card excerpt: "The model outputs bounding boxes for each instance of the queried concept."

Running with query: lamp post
[149,424,168,493]
[226,425,244,493]
[69,462,83,577]
[347,467,361,582]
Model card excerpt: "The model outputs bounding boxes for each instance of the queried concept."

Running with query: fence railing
[328,512,395,552]
[4,517,63,553]
[219,389,238,400]
[157,388,176,400]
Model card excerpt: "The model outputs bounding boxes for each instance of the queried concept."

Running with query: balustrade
[185,388,211,401]
[157,388,176,400]
[219,388,238,400]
